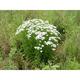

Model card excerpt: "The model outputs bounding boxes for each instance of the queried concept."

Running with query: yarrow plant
[15,19,61,66]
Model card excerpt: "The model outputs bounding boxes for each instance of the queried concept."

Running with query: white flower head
[15,19,61,52]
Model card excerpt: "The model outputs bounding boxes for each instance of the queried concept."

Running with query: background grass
[0,10,80,69]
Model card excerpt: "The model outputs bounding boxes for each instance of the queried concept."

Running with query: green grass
[0,10,80,69]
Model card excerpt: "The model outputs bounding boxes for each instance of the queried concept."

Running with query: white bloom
[35,32,47,40]
[51,44,57,48]
[49,37,58,42]
[36,35,45,40]
[52,48,56,51]
[44,41,53,45]
[34,46,41,50]
[27,34,31,39]
[40,50,43,53]
[41,45,44,47]
[16,19,61,52]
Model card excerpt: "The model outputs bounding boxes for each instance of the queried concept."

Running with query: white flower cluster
[16,19,60,52]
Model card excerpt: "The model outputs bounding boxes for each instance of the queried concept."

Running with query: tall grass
[0,10,80,69]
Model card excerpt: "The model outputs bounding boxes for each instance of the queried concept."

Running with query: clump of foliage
[15,19,61,69]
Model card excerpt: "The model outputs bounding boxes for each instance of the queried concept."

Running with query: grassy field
[0,10,80,70]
